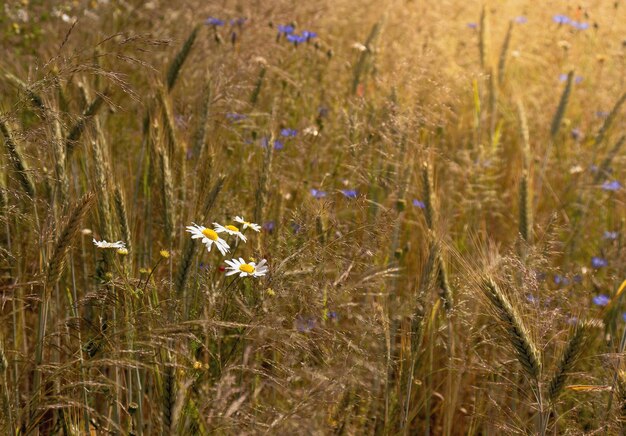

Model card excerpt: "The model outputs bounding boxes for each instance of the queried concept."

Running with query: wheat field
[0,0,624,434]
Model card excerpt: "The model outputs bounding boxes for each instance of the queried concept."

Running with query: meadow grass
[0,0,624,434]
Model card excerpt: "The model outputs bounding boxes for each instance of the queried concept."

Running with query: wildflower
[622,312,626,322]
[553,14,570,24]
[193,361,203,370]
[226,112,247,121]
[280,128,298,137]
[205,17,225,26]
[570,21,589,30]
[214,223,247,243]
[467,22,478,29]
[592,294,610,306]
[117,248,129,256]
[93,239,126,249]
[302,30,317,40]
[596,111,609,118]
[603,231,618,240]
[328,311,338,320]
[277,24,295,35]
[601,180,621,191]
[286,33,307,45]
[554,275,570,286]
[412,199,426,209]
[571,128,582,141]
[186,223,230,255]
[573,274,583,283]
[234,216,261,232]
[230,17,247,26]
[340,189,358,199]
[591,256,608,268]
[295,316,317,332]
[303,126,319,136]
[311,189,327,199]
[81,228,92,235]
[159,250,170,259]
[263,221,275,232]
[559,74,583,84]
[526,294,539,304]
[266,288,276,296]
[514,16,528,24]
[260,137,284,150]
[224,258,268,278]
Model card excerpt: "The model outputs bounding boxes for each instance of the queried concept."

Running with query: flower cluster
[552,14,589,30]
[186,216,267,278]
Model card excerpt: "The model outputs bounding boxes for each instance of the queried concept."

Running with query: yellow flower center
[226,225,239,232]
[202,228,219,241]
[239,263,255,274]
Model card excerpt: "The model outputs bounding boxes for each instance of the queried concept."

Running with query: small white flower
[93,239,126,249]
[234,216,261,232]
[186,223,230,255]
[214,223,247,242]
[224,258,268,278]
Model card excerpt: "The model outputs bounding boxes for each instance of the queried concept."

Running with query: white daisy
[186,223,230,255]
[93,239,126,249]
[234,216,261,232]
[214,222,247,242]
[224,258,268,278]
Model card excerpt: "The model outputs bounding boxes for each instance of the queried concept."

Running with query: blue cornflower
[571,128,582,141]
[604,231,618,240]
[553,14,570,24]
[295,316,317,333]
[467,22,478,29]
[596,110,609,118]
[554,275,570,286]
[601,180,621,191]
[263,221,275,232]
[412,199,425,209]
[311,189,327,199]
[514,16,528,24]
[526,294,539,304]
[205,17,225,26]
[573,274,583,284]
[287,33,307,44]
[230,17,247,26]
[340,189,358,199]
[260,137,284,150]
[570,21,589,30]
[559,74,583,83]
[226,112,247,121]
[278,24,295,35]
[328,311,338,320]
[622,312,626,322]
[592,294,610,306]
[302,30,317,40]
[591,257,608,268]
[280,128,298,137]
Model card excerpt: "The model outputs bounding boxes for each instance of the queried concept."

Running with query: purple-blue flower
[412,199,425,209]
[570,21,589,30]
[226,112,247,121]
[622,312,626,322]
[280,128,298,137]
[311,189,327,199]
[526,294,539,304]
[467,22,478,29]
[571,128,582,141]
[554,275,570,286]
[559,74,583,84]
[591,257,608,268]
[601,180,621,191]
[553,14,570,24]
[287,33,307,44]
[302,30,317,40]
[592,294,610,306]
[230,17,247,26]
[205,17,225,26]
[278,24,295,35]
[295,316,317,333]
[260,137,284,150]
[604,231,618,240]
[263,221,275,232]
[328,311,338,320]
[340,189,358,199]
[514,16,528,24]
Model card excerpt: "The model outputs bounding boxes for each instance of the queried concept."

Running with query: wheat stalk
[497,21,513,85]
[594,93,626,148]
[66,91,107,158]
[547,320,599,402]
[113,186,132,254]
[550,70,573,139]
[166,25,200,91]
[0,118,35,198]
[481,278,542,379]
